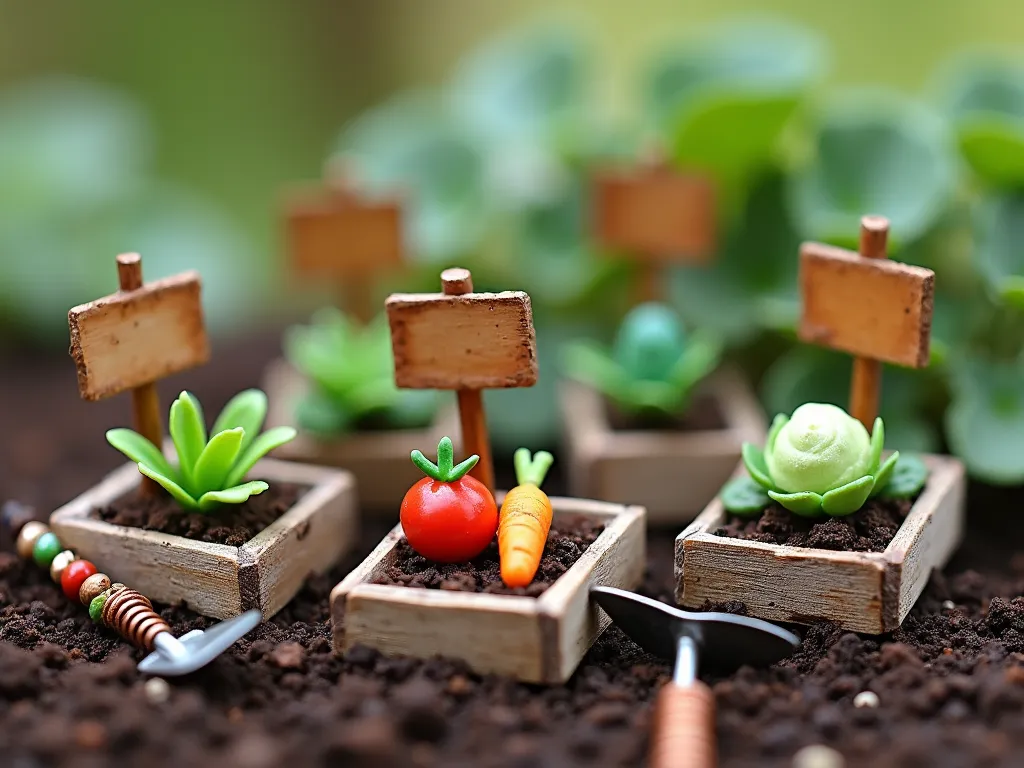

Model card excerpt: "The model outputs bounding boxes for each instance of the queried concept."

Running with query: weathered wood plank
[386,291,538,390]
[68,272,210,400]
[800,242,934,368]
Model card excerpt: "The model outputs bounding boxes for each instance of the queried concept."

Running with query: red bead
[61,560,97,602]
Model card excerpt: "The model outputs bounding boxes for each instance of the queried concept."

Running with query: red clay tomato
[401,437,498,562]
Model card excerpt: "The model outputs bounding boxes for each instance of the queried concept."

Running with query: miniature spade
[591,586,799,768]
[137,609,262,676]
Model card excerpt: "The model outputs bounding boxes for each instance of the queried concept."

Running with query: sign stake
[849,216,890,428]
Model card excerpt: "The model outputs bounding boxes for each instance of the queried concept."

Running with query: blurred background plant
[3,1,1024,481]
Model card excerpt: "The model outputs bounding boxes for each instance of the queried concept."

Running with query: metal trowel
[591,586,800,768]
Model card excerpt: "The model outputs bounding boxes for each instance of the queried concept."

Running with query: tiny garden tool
[591,586,800,768]
[4,502,261,677]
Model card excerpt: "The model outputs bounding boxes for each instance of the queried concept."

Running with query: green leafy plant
[787,89,956,249]
[106,390,296,512]
[562,302,722,417]
[284,308,436,435]
[721,403,929,517]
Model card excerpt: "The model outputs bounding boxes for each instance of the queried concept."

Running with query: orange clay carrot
[498,448,555,588]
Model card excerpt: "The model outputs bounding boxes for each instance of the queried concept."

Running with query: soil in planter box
[370,515,605,597]
[606,392,726,432]
[714,497,915,552]
[94,483,307,546]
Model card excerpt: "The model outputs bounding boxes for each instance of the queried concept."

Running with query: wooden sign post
[593,159,716,303]
[385,268,538,493]
[285,162,404,323]
[799,215,935,429]
[68,253,210,494]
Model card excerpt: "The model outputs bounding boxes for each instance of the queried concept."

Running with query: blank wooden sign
[287,189,403,278]
[69,272,210,401]
[386,292,538,390]
[799,242,934,368]
[593,166,716,261]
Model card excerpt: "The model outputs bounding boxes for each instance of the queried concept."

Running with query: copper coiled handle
[101,586,171,652]
[649,682,717,768]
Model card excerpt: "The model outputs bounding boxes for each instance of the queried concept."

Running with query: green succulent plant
[721,403,929,517]
[284,308,437,435]
[106,390,296,512]
[562,302,722,417]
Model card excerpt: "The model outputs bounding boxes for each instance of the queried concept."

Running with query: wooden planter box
[330,497,646,683]
[263,358,460,511]
[50,458,357,620]
[561,367,766,525]
[674,454,966,634]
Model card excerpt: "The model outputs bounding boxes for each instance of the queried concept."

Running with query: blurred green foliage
[0,78,252,342]
[323,19,1024,483]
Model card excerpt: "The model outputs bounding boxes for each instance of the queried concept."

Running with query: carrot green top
[513,448,554,488]
[411,436,479,483]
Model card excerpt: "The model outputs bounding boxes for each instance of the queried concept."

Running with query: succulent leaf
[820,476,875,517]
[211,389,268,455]
[878,454,928,499]
[767,489,823,517]
[741,443,773,491]
[870,452,901,498]
[169,391,207,490]
[106,429,175,480]
[138,463,199,511]
[721,477,771,515]
[198,482,269,512]
[224,427,298,489]
[192,427,244,494]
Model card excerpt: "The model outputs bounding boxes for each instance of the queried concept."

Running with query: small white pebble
[942,600,956,611]
[792,744,846,768]
[853,690,879,708]
[144,677,171,704]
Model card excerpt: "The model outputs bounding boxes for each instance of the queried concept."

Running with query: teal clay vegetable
[107,390,296,512]
[721,403,929,517]
[284,308,436,435]
[562,302,722,418]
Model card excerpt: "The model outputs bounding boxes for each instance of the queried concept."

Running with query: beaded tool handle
[6,504,261,675]
[13,519,172,650]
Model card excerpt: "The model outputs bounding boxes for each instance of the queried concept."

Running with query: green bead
[89,590,111,624]
[32,532,62,567]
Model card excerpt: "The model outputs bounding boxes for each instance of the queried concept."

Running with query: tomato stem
[513,448,554,488]
[411,436,479,483]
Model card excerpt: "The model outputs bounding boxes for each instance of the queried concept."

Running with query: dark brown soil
[5,334,1024,767]
[714,497,915,552]
[371,516,604,597]
[94,483,306,546]
[606,392,726,432]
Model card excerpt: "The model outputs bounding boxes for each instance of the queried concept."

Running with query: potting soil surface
[715,497,914,553]
[371,516,604,597]
[2,335,1024,767]
[96,483,305,546]
[606,392,726,432]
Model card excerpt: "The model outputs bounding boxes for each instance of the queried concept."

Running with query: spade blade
[138,609,262,676]
[591,587,799,672]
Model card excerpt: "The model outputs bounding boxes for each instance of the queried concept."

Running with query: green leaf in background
[878,454,929,499]
[450,22,588,156]
[0,79,251,343]
[646,18,825,198]
[975,190,1024,305]
[669,171,800,344]
[720,476,771,515]
[334,93,486,263]
[787,90,956,249]
[945,355,1024,484]
[942,55,1024,188]
[760,346,942,453]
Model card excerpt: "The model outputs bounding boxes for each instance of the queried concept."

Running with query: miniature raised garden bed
[331,494,645,683]
[561,365,765,525]
[52,457,356,620]
[263,356,460,510]
[675,452,965,633]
